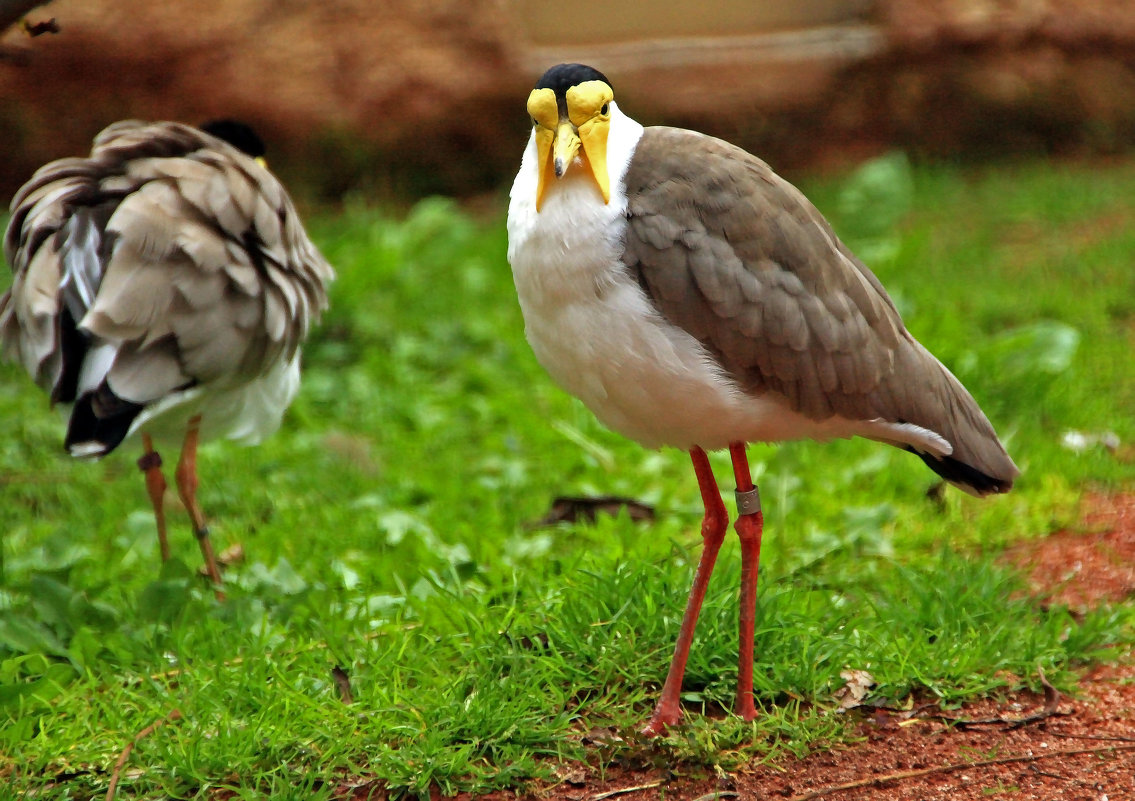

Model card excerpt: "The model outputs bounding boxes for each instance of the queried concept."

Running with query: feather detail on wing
[620,126,1018,494]
[0,120,335,456]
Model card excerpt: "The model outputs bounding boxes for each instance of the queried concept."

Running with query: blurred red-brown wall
[1,0,1133,203]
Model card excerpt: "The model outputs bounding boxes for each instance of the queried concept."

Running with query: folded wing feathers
[0,120,334,434]
[623,127,1018,492]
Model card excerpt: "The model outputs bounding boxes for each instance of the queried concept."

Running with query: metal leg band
[735,486,762,516]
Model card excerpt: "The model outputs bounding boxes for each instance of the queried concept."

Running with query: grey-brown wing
[622,126,908,422]
[620,126,1017,490]
[1,153,106,393]
[1,120,334,407]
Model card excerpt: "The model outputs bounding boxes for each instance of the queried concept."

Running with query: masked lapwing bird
[0,119,334,600]
[507,63,1019,734]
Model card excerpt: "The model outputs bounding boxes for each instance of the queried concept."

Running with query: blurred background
[1,0,1134,204]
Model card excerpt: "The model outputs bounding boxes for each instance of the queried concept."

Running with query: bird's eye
[600,103,609,115]
[531,117,539,128]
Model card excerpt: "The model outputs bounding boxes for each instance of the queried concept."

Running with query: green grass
[2,156,1134,798]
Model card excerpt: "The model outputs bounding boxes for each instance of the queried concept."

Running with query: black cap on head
[534,63,612,96]
[200,118,266,159]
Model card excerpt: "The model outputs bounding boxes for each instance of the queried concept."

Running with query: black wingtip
[907,447,1014,497]
[64,383,144,459]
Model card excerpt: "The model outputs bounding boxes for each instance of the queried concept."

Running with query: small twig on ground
[924,667,1066,729]
[1047,729,1135,744]
[784,742,1135,801]
[105,708,182,801]
[689,792,739,801]
[590,781,664,800]
[1027,763,1067,780]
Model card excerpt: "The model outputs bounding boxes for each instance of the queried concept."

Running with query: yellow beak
[534,119,611,211]
[552,120,580,180]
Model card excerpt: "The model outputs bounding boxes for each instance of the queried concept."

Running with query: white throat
[507,101,644,250]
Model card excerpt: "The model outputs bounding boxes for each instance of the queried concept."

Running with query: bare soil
[344,493,1135,800]
[1006,492,1135,612]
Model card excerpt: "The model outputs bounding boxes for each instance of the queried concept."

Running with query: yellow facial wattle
[528,81,614,211]
[567,81,613,205]
[527,88,558,211]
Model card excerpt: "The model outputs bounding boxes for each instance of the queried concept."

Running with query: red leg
[175,415,225,601]
[138,434,171,563]
[642,446,729,736]
[729,441,763,721]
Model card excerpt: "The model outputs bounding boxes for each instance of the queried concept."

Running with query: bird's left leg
[137,434,171,563]
[729,441,763,721]
[175,415,225,601]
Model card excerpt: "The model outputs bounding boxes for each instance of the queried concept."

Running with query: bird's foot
[640,702,682,737]
[735,694,758,722]
[191,525,226,601]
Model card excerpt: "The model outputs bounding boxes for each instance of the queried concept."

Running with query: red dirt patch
[1005,492,1135,610]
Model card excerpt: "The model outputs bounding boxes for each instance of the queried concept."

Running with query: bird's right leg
[729,441,763,722]
[642,446,729,736]
[137,434,170,563]
[175,415,225,601]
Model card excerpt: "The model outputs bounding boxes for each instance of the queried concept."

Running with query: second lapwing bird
[506,63,1019,735]
[0,120,335,600]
